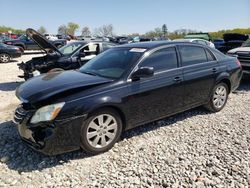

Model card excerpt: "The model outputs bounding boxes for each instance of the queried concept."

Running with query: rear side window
[205,49,216,61]
[139,47,178,72]
[179,46,207,66]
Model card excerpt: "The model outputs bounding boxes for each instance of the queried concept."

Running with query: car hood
[228,47,250,54]
[223,33,249,42]
[26,28,63,56]
[16,70,112,103]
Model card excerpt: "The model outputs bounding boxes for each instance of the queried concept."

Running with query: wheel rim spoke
[107,123,116,131]
[100,135,107,147]
[97,115,104,125]
[92,136,100,147]
[106,132,115,140]
[104,116,113,126]
[87,131,98,139]
[89,121,99,130]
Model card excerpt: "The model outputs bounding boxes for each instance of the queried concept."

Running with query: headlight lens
[30,102,65,124]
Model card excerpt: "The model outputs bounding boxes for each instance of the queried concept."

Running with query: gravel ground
[0,54,249,187]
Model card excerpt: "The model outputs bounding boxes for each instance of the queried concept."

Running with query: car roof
[115,41,207,50]
[115,41,176,49]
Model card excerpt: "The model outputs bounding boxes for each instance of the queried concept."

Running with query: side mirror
[131,67,154,80]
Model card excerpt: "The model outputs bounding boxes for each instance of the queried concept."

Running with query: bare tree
[58,25,68,35]
[94,24,114,37]
[37,26,47,34]
[81,26,91,36]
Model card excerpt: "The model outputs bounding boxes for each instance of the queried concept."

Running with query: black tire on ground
[48,68,64,72]
[80,108,123,154]
[204,82,229,112]
[0,53,11,63]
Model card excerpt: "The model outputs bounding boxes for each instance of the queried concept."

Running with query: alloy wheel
[0,54,10,63]
[86,114,118,149]
[213,85,227,109]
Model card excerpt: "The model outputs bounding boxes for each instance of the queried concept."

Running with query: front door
[124,46,185,127]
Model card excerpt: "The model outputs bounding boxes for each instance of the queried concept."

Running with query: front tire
[80,108,122,154]
[204,83,229,112]
[0,53,10,63]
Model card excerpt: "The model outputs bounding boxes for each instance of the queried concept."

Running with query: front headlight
[30,102,65,124]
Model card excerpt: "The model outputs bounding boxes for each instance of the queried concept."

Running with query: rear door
[178,45,218,106]
[125,46,185,126]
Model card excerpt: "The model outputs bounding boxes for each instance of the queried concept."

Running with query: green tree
[67,22,80,36]
[37,26,47,34]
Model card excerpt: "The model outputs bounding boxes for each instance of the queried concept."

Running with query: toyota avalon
[14,41,242,155]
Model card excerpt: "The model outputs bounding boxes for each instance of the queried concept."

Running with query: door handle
[173,76,182,83]
[212,68,218,73]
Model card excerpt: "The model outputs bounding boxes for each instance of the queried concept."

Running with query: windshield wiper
[81,71,98,76]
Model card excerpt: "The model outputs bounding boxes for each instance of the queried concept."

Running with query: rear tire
[0,53,10,63]
[204,83,229,112]
[80,108,123,154]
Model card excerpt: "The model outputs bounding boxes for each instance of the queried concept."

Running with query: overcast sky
[0,0,249,35]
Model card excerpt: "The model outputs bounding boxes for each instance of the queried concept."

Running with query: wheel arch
[216,75,231,93]
[88,105,127,131]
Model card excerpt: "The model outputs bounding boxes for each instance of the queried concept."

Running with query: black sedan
[14,41,242,155]
[0,43,22,63]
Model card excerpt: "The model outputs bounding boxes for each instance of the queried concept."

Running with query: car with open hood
[14,41,242,155]
[217,33,249,54]
[18,28,117,80]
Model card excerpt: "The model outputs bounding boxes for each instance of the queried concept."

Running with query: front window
[242,39,250,47]
[80,48,143,79]
[58,42,84,55]
[139,47,178,72]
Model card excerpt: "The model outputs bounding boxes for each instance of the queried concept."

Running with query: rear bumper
[14,106,87,155]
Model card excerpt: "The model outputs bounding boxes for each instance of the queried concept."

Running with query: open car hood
[223,33,249,42]
[26,28,63,56]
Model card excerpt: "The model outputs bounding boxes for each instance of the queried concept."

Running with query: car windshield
[79,48,144,79]
[18,35,27,40]
[58,42,85,55]
[242,39,250,47]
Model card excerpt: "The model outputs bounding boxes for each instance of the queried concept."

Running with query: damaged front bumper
[13,105,87,155]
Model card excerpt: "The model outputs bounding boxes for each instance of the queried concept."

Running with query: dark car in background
[4,33,67,52]
[18,28,117,80]
[217,33,249,54]
[0,43,22,63]
[14,41,242,155]
[213,39,224,49]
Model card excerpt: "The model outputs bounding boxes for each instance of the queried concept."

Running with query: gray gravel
[0,55,249,187]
